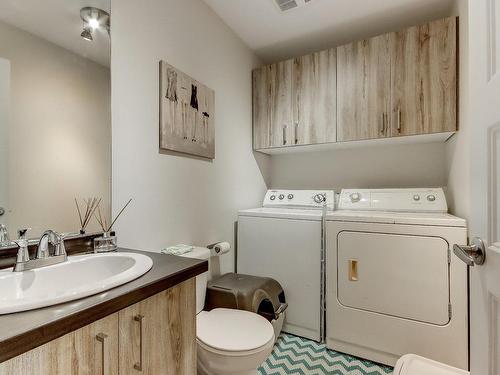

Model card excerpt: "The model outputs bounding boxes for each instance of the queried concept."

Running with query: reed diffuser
[93,199,132,253]
[75,197,102,234]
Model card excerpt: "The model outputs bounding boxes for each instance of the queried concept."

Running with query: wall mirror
[0,0,111,247]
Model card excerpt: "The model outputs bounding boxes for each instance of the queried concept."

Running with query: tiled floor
[258,333,393,375]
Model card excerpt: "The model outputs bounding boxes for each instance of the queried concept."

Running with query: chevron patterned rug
[258,333,393,375]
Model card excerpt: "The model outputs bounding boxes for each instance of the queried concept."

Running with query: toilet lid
[197,308,274,352]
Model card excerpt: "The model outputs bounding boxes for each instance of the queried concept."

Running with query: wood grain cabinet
[119,279,196,375]
[0,279,196,375]
[337,34,392,142]
[253,16,457,150]
[293,49,337,146]
[391,17,457,136]
[253,49,336,149]
[0,314,119,375]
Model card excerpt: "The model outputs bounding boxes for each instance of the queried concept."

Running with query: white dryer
[326,189,468,369]
[237,190,334,341]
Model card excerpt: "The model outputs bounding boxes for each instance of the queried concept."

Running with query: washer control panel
[338,188,448,212]
[263,190,335,209]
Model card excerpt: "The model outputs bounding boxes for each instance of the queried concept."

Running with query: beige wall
[270,142,448,191]
[0,20,111,238]
[111,0,270,274]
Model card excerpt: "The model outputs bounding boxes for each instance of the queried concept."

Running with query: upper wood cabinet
[253,60,293,149]
[337,34,392,142]
[292,49,337,145]
[253,16,458,151]
[391,17,457,136]
[253,49,337,149]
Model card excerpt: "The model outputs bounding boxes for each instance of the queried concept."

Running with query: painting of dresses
[159,60,215,159]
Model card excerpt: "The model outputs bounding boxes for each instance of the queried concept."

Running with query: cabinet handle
[294,123,298,144]
[349,259,358,281]
[134,314,145,371]
[96,333,108,375]
[380,113,385,135]
[282,125,287,145]
[397,108,402,133]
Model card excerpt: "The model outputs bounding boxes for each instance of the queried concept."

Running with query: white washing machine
[326,188,468,369]
[237,189,334,341]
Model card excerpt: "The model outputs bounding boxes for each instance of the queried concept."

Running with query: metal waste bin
[205,273,288,341]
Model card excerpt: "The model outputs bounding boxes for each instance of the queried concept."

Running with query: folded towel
[161,244,194,255]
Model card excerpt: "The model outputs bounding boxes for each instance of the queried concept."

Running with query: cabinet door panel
[0,314,118,375]
[119,279,196,375]
[293,49,337,145]
[391,17,457,136]
[269,60,293,147]
[337,34,392,142]
[252,66,271,149]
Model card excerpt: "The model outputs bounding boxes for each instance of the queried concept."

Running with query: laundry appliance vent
[274,0,313,12]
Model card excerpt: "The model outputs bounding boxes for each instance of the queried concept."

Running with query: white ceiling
[203,0,456,63]
[0,0,110,67]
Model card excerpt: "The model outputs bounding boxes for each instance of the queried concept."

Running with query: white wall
[0,20,111,238]
[111,0,270,274]
[270,142,448,191]
[445,0,470,219]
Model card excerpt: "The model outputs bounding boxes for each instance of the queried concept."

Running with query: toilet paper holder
[206,241,231,255]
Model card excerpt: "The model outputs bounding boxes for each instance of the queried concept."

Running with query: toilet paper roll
[211,241,230,256]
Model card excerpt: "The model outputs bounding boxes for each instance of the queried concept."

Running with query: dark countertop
[0,248,208,363]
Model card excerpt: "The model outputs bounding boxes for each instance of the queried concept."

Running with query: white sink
[0,252,153,314]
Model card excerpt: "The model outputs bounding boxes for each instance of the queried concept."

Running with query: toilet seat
[197,308,275,354]
[394,354,469,375]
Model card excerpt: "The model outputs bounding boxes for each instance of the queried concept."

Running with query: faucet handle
[54,232,66,257]
[18,228,30,240]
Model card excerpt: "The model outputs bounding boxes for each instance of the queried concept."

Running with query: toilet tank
[177,247,211,314]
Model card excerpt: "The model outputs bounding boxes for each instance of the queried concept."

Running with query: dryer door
[337,231,450,325]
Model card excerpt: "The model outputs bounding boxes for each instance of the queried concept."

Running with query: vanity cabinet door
[391,17,457,136]
[337,34,392,142]
[0,314,119,375]
[292,49,337,146]
[252,60,293,149]
[118,279,196,375]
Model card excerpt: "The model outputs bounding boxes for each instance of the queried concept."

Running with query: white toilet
[394,354,469,375]
[180,247,275,375]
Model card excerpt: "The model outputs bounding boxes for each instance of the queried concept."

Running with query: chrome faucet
[13,229,67,272]
[0,224,9,245]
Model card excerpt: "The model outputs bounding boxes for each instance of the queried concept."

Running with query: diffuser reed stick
[75,197,101,234]
[93,199,132,233]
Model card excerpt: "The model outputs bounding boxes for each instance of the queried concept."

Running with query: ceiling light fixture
[80,27,93,41]
[79,7,110,41]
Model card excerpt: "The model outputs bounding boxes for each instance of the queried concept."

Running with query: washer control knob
[270,195,276,201]
[427,195,436,202]
[413,195,421,201]
[287,194,294,200]
[350,193,361,203]
[313,194,325,204]
[278,194,285,200]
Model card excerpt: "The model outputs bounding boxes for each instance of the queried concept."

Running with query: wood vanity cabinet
[390,17,457,136]
[0,279,196,375]
[0,314,119,375]
[252,49,337,149]
[119,278,196,375]
[337,34,392,142]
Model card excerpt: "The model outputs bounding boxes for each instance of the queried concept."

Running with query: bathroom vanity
[0,249,207,375]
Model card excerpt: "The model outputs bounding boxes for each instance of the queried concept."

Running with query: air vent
[274,0,313,12]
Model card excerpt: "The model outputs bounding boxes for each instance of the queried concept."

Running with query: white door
[0,59,9,228]
[456,1,500,374]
